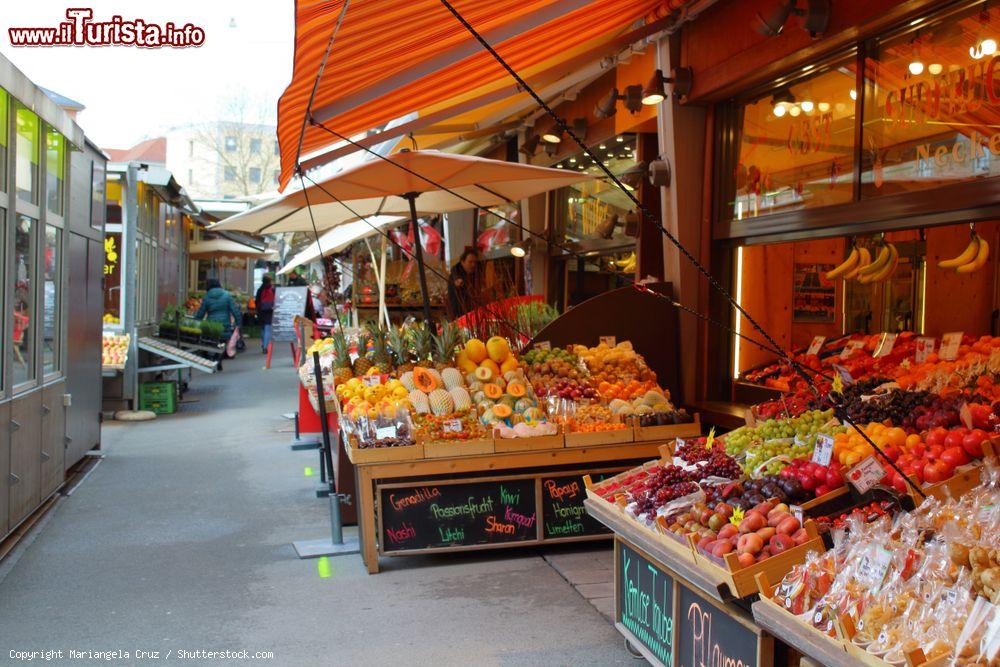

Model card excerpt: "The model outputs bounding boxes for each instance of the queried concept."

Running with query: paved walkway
[0,347,627,665]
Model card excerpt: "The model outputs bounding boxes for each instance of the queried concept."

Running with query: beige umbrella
[277,216,403,276]
[189,237,269,259]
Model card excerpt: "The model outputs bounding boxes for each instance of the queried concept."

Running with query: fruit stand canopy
[277,0,680,190]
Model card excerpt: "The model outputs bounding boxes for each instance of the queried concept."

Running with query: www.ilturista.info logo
[9,8,205,48]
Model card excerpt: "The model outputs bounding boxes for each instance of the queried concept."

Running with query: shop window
[103,232,122,323]
[723,59,856,221]
[13,215,35,386]
[224,135,237,152]
[0,89,7,193]
[42,225,60,375]
[249,166,261,184]
[250,138,261,154]
[91,160,105,230]
[224,166,236,182]
[861,5,1000,197]
[15,106,39,205]
[45,127,65,215]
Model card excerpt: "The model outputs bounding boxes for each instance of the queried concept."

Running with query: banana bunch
[613,252,637,273]
[938,232,990,274]
[857,242,899,284]
[826,244,871,280]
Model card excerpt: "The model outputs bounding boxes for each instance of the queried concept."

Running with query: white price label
[363,375,381,387]
[939,332,963,361]
[915,336,935,363]
[599,335,616,347]
[847,455,886,495]
[375,425,397,440]
[873,332,897,358]
[535,340,551,351]
[806,336,826,356]
[812,434,835,466]
[442,419,463,434]
[840,339,865,359]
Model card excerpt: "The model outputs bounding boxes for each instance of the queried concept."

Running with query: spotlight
[571,117,588,140]
[541,128,563,144]
[594,88,619,118]
[519,133,540,157]
[771,89,795,117]
[773,104,787,117]
[642,70,666,105]
[909,60,924,75]
[788,105,802,117]
[569,157,577,163]
[818,101,830,112]
[543,141,559,157]
[755,0,830,38]
[973,38,999,59]
[850,88,857,100]
[928,63,943,75]
[510,240,530,258]
[800,100,814,112]
[616,136,624,143]
[623,85,644,113]
[985,38,998,55]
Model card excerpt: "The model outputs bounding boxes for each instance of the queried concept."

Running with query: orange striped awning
[277,0,682,190]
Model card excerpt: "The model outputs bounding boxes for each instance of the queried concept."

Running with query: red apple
[825,469,844,488]
[924,428,947,448]
[962,430,987,458]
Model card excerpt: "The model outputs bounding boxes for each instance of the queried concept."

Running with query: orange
[905,434,922,449]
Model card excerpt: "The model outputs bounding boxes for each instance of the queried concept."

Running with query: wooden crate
[836,612,948,667]
[755,572,851,658]
[691,520,825,598]
[493,432,564,453]
[565,427,633,447]
[422,437,494,458]
[910,440,995,505]
[799,485,850,510]
[583,456,669,505]
[632,413,702,443]
[345,436,424,464]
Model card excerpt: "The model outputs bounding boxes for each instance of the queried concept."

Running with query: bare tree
[191,93,278,197]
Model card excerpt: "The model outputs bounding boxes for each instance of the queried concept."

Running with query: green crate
[139,381,176,400]
[139,396,176,415]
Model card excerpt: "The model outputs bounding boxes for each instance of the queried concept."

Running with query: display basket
[493,432,564,453]
[565,427,634,447]
[754,571,852,659]
[344,434,424,464]
[421,437,494,458]
[689,519,825,598]
[836,611,951,667]
[909,439,996,505]
[583,456,667,508]
[632,413,702,442]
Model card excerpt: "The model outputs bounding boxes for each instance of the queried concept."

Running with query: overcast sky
[1,1,294,150]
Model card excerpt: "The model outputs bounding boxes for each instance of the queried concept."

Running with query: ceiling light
[556,164,564,168]
[800,100,814,112]
[849,88,857,100]
[541,128,562,143]
[908,59,924,75]
[817,101,830,112]
[616,136,624,143]
[928,63,943,75]
[594,88,620,118]
[788,105,802,117]
[569,157,577,163]
[773,104,787,117]
[510,240,530,258]
[623,85,644,113]
[599,144,607,150]
[984,38,998,55]
[519,133,540,157]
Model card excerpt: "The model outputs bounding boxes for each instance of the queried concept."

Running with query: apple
[923,460,951,484]
[799,475,817,492]
[882,445,902,462]
[754,501,775,516]
[924,428,947,448]
[944,430,966,451]
[715,503,734,519]
[814,484,832,497]
[825,469,844,488]
[962,430,987,458]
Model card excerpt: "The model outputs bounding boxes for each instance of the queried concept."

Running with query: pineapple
[352,330,372,376]
[331,330,354,385]
[388,325,411,372]
[432,320,462,370]
[410,323,433,368]
[366,321,392,373]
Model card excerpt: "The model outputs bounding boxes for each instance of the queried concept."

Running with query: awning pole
[405,192,433,324]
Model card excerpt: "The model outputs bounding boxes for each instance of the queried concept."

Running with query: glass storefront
[13,215,35,386]
[42,225,60,375]
[0,89,7,192]
[15,106,39,205]
[45,127,64,215]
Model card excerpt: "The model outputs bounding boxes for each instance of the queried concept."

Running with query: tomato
[940,446,971,468]
[962,430,987,458]
[944,430,966,450]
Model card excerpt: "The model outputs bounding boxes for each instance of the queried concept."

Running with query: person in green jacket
[196,279,242,342]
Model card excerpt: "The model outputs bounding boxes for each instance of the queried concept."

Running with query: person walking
[255,274,275,354]
[447,248,478,319]
[196,279,242,369]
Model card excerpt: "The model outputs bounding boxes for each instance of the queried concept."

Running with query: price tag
[375,425,397,440]
[535,340,551,351]
[363,375,381,387]
[840,339,865,359]
[856,546,893,588]
[806,335,826,356]
[960,402,974,430]
[939,332,963,360]
[914,336,935,363]
[790,504,805,524]
[847,456,885,495]
[941,587,959,606]
[599,335,616,347]
[442,419,463,434]
[831,364,854,385]
[812,433,835,466]
[873,332,897,358]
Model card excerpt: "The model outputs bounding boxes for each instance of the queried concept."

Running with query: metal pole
[312,350,341,544]
[405,192,433,324]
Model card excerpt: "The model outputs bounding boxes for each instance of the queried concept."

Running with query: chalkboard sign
[379,478,537,552]
[678,583,759,667]
[271,286,308,342]
[541,473,614,539]
[617,540,674,665]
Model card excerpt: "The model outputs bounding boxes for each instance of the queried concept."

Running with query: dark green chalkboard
[379,478,537,552]
[617,540,674,666]
[541,473,613,539]
[678,584,759,667]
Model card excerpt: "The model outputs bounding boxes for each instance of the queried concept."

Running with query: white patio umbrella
[277,216,402,276]
[189,237,269,259]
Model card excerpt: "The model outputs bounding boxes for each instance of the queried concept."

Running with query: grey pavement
[0,346,627,666]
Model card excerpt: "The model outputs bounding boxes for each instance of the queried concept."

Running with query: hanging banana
[956,237,990,274]
[825,244,860,280]
[939,233,983,269]
[859,243,898,284]
[843,247,871,281]
[857,243,892,277]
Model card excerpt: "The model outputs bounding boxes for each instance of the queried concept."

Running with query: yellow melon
[486,336,510,363]
[456,350,478,374]
[465,338,488,363]
[478,358,501,378]
[500,355,518,375]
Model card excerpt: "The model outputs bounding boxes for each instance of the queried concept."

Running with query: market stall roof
[189,237,270,260]
[277,0,688,189]
[213,149,590,234]
[277,216,403,275]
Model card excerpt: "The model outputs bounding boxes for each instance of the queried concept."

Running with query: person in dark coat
[196,279,242,340]
[255,274,275,353]
[447,248,479,319]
